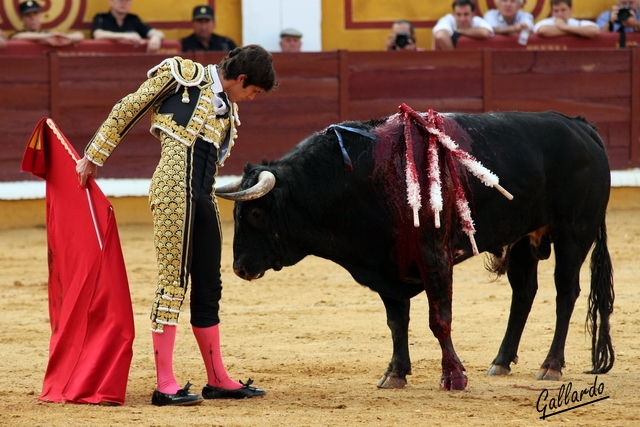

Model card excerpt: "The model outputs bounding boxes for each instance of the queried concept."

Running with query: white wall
[241,0,322,52]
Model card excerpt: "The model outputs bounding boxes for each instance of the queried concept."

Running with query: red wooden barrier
[442,32,640,50]
[0,39,181,56]
[1,49,637,184]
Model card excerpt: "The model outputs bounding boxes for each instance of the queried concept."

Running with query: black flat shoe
[151,382,204,406]
[202,378,266,399]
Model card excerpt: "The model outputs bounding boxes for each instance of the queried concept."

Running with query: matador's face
[225,76,264,103]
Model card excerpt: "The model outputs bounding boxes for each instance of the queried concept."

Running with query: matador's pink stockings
[152,325,181,394]
[193,324,242,390]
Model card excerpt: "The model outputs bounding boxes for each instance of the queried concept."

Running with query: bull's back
[442,111,610,248]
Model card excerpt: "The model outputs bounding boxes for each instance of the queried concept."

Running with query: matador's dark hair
[218,45,278,92]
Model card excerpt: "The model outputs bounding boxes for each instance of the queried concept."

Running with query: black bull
[216,108,614,391]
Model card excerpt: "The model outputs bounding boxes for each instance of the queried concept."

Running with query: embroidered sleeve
[85,61,176,166]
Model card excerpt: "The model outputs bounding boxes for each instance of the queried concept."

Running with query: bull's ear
[215,171,276,201]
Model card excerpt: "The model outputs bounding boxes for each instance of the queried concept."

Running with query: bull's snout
[233,266,265,281]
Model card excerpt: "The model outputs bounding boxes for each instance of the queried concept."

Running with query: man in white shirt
[484,0,534,35]
[534,0,599,39]
[433,0,494,50]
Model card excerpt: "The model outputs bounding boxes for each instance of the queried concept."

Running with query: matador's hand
[76,156,98,188]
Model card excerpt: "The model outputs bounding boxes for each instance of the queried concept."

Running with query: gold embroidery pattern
[83,57,242,333]
[201,114,230,147]
[86,63,174,166]
[150,84,218,147]
[149,132,189,332]
[86,57,240,167]
[151,113,198,146]
[180,59,196,80]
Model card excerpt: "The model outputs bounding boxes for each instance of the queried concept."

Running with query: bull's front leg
[377,295,411,388]
[422,259,467,390]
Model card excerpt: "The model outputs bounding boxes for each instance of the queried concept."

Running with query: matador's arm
[84,60,178,166]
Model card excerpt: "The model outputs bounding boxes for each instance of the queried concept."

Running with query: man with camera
[596,0,640,33]
[385,20,424,51]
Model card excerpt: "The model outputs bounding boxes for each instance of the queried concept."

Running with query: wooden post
[631,49,640,168]
[48,52,60,120]
[482,49,493,113]
[338,49,349,121]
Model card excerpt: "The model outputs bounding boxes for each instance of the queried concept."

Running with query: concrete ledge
[0,187,637,230]
[0,196,236,230]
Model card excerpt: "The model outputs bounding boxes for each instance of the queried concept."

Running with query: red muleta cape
[21,118,135,405]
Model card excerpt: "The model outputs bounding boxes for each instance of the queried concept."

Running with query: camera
[617,6,632,23]
[394,32,411,49]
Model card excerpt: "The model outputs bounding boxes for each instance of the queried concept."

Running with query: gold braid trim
[149,132,190,333]
[46,119,79,163]
[86,61,175,166]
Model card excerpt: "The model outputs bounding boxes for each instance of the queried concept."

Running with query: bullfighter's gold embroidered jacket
[84,56,240,167]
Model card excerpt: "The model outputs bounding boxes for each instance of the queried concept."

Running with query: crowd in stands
[1,0,638,53]
[0,0,304,53]
[430,0,637,50]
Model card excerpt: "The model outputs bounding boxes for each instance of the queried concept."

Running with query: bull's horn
[214,177,242,194]
[215,171,276,201]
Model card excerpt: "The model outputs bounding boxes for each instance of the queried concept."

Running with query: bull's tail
[586,219,615,374]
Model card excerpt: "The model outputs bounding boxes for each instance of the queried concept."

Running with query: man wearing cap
[279,28,302,52]
[92,0,164,53]
[181,5,237,52]
[10,1,84,46]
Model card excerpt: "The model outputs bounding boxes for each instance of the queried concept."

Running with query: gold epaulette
[148,57,206,103]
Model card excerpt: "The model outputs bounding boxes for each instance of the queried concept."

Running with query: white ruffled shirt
[208,64,229,116]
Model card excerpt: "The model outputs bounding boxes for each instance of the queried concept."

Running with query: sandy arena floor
[0,207,638,426]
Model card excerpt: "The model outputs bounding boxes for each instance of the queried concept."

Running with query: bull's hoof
[536,368,562,381]
[440,373,468,391]
[487,364,511,376]
[376,373,407,389]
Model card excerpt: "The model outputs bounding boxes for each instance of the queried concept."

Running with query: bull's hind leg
[377,296,411,389]
[537,235,591,381]
[488,238,540,376]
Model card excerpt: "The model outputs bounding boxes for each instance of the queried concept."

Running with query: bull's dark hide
[221,107,614,391]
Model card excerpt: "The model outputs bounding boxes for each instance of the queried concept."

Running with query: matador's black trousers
[150,133,223,332]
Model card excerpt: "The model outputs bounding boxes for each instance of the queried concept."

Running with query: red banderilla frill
[399,104,514,255]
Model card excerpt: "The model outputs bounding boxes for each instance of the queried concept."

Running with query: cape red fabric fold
[21,118,135,405]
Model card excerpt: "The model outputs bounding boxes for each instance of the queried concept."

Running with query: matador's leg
[149,132,195,333]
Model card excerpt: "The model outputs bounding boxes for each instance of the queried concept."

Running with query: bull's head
[215,168,295,280]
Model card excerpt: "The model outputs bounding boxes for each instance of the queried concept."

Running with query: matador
[76,46,277,406]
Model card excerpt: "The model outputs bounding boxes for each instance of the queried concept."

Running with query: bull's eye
[247,207,264,227]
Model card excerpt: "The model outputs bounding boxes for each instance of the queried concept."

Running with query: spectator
[181,5,237,52]
[92,0,164,52]
[10,1,84,46]
[596,0,640,33]
[533,0,600,39]
[76,45,277,406]
[385,19,424,51]
[279,27,302,52]
[483,0,534,35]
[433,0,494,50]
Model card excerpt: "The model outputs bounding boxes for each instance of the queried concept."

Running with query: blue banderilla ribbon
[329,125,379,171]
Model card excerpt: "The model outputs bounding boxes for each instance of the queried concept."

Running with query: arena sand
[1,206,639,427]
